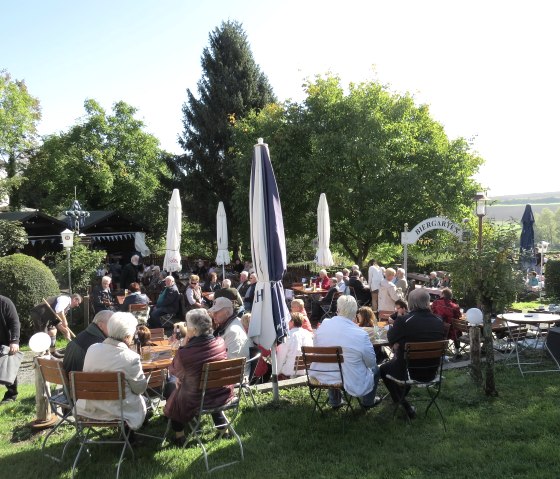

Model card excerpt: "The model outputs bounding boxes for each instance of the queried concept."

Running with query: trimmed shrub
[0,253,60,337]
[545,260,560,301]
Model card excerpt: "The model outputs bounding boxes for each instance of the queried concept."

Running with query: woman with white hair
[164,309,234,446]
[78,312,147,431]
[313,269,330,290]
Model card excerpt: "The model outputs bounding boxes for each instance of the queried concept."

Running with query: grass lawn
[1,362,559,478]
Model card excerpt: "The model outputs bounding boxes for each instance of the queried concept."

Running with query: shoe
[170,435,187,447]
[362,396,382,410]
[214,427,232,440]
[330,400,347,410]
[405,404,417,420]
[50,349,65,359]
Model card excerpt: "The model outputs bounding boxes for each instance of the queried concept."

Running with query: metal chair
[69,371,133,479]
[180,358,246,473]
[385,340,447,430]
[36,357,75,462]
[320,292,342,321]
[348,287,369,307]
[240,349,262,415]
[301,346,355,417]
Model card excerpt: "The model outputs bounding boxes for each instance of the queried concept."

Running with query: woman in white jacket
[78,312,147,430]
[276,313,313,377]
[378,268,404,313]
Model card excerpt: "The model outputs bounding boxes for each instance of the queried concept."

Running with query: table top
[291,286,329,296]
[499,312,560,324]
[142,357,173,370]
[415,285,445,296]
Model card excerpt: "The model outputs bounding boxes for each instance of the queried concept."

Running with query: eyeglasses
[190,282,198,285]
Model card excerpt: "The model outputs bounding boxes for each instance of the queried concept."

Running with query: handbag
[0,345,24,385]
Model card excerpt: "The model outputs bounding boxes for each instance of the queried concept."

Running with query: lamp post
[474,192,488,252]
[61,229,74,295]
[537,240,549,302]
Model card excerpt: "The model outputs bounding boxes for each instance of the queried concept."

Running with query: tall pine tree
[175,20,275,256]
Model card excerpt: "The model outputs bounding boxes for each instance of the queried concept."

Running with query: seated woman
[356,306,388,364]
[122,282,150,313]
[78,312,147,434]
[163,309,234,446]
[185,274,204,310]
[276,312,313,378]
[203,272,221,294]
[240,312,271,383]
[136,325,157,347]
[313,269,331,290]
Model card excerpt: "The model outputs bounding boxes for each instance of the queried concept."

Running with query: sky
[2,0,559,197]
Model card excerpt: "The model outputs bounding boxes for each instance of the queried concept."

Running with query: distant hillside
[487,191,560,221]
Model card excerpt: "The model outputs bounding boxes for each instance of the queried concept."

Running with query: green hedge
[0,254,60,338]
[546,260,560,301]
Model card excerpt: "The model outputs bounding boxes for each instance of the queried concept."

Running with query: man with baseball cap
[208,297,250,376]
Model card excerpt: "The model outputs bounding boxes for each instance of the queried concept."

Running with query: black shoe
[362,396,382,410]
[170,435,187,447]
[405,404,417,419]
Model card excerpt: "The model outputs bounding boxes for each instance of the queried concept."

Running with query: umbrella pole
[270,347,280,403]
[222,264,225,281]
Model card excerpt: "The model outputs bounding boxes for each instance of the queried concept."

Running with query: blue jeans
[328,365,380,407]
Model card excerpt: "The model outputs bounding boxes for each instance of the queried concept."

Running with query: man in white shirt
[312,295,380,408]
[209,297,250,377]
[368,259,384,311]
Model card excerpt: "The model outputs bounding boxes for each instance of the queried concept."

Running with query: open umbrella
[163,189,182,273]
[314,193,334,267]
[215,201,230,280]
[520,204,536,271]
[248,138,290,402]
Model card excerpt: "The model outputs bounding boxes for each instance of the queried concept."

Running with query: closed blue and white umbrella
[315,193,334,267]
[163,189,182,273]
[520,204,536,271]
[248,139,290,401]
[215,201,230,280]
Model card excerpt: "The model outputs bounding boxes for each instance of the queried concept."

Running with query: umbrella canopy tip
[257,137,264,144]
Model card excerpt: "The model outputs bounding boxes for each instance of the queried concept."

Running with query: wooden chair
[169,358,246,473]
[36,357,75,462]
[301,346,355,418]
[292,355,306,377]
[148,328,165,341]
[129,303,149,324]
[451,318,471,356]
[69,371,132,479]
[384,340,447,430]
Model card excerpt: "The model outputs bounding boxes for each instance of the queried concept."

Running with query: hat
[208,297,233,313]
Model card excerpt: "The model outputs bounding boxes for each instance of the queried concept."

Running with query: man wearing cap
[209,297,250,376]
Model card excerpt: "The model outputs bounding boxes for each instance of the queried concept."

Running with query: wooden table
[142,357,173,371]
[291,286,329,297]
[415,285,445,297]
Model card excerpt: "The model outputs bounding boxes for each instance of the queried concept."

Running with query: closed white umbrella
[248,139,290,402]
[215,201,230,280]
[315,192,334,267]
[163,189,182,273]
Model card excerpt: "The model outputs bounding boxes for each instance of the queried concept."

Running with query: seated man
[380,288,445,419]
[213,278,244,314]
[243,272,257,312]
[92,276,116,313]
[428,271,441,288]
[313,295,380,409]
[63,310,113,374]
[310,277,339,323]
[236,271,251,298]
[209,297,251,377]
[348,270,371,305]
[148,276,180,328]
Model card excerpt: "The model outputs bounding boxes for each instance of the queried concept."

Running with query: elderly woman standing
[78,312,147,431]
[164,309,234,446]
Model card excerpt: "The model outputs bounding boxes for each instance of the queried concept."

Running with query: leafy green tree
[0,70,41,206]
[174,20,275,257]
[20,99,170,230]
[52,238,106,295]
[535,207,559,247]
[447,221,524,395]
[233,75,482,267]
[0,220,27,256]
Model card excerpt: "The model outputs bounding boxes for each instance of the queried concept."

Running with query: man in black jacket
[0,295,20,403]
[380,288,444,419]
[148,276,180,328]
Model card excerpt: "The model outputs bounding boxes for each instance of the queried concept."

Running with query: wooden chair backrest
[37,357,69,388]
[146,367,166,389]
[293,355,306,374]
[301,346,344,366]
[129,303,148,312]
[452,318,469,333]
[149,328,165,340]
[199,358,246,390]
[405,340,447,361]
[70,371,125,401]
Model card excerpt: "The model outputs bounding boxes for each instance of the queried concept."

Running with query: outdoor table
[415,285,445,297]
[497,312,560,375]
[142,357,173,372]
[291,285,329,296]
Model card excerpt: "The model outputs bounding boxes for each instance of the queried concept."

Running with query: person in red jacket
[431,288,461,351]
[313,269,330,290]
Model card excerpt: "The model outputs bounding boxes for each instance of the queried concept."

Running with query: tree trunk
[469,326,483,386]
[482,309,498,396]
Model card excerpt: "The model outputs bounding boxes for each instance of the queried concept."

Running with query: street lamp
[61,229,74,295]
[537,240,549,302]
[474,192,488,252]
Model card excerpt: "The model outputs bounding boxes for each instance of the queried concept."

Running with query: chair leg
[241,384,261,416]
[425,385,446,432]
[42,409,73,462]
